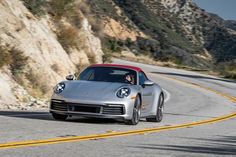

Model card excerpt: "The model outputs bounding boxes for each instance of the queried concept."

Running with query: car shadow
[0,110,215,125]
[130,136,236,155]
[0,110,124,125]
[151,72,236,84]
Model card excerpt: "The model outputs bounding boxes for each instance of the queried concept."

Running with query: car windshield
[79,67,137,84]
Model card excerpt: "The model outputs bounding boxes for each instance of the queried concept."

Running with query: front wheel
[52,113,68,121]
[125,96,141,125]
[146,93,164,122]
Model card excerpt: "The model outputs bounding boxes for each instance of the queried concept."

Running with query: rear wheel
[52,113,68,121]
[125,96,141,125]
[146,93,164,122]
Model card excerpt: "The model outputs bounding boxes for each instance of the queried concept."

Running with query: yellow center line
[0,75,236,150]
[154,74,236,103]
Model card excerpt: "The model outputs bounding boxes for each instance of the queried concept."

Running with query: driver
[125,74,135,84]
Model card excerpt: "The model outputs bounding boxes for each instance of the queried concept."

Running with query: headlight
[116,87,131,98]
[54,82,65,94]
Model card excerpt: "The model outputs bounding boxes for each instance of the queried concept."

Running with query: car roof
[90,64,143,72]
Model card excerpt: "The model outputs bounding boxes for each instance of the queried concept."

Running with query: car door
[139,72,154,115]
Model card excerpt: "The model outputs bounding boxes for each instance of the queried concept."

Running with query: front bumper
[49,99,135,119]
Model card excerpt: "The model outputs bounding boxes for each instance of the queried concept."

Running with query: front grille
[102,105,124,115]
[51,100,125,115]
[51,101,68,111]
[68,104,101,113]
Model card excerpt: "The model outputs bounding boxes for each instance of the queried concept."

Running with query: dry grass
[216,62,236,80]
[102,52,112,63]
[0,46,11,68]
[78,1,90,16]
[88,17,104,37]
[9,47,29,75]
[51,63,60,73]
[87,54,97,64]
[22,0,47,17]
[0,45,28,75]
[25,70,50,97]
[49,0,76,20]
[57,25,78,53]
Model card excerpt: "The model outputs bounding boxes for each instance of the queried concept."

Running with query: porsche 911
[50,64,164,125]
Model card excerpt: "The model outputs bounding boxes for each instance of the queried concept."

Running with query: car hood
[58,80,129,100]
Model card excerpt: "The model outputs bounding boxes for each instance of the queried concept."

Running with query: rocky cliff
[90,0,236,68]
[1,0,236,109]
[160,0,236,61]
[0,0,103,109]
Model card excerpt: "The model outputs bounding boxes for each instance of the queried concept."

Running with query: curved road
[0,59,236,157]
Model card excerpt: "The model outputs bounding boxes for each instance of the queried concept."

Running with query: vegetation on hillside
[22,0,47,17]
[90,0,207,67]
[89,0,236,78]
[0,44,28,75]
[19,0,236,79]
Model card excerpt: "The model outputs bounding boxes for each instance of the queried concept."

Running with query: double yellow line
[157,74,236,103]
[0,75,236,150]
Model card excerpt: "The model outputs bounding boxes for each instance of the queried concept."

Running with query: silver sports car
[50,64,164,125]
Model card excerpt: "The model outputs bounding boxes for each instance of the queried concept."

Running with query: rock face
[104,18,147,41]
[0,0,103,109]
[160,0,236,61]
[90,0,236,66]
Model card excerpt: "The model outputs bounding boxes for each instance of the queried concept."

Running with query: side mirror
[143,80,154,86]
[66,74,75,81]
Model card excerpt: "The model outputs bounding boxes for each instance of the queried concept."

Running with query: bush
[69,11,83,28]
[0,46,28,75]
[51,63,60,73]
[0,46,11,68]
[22,0,47,17]
[108,39,122,52]
[57,25,78,53]
[125,38,133,47]
[78,2,90,16]
[49,0,76,19]
[9,48,29,76]
[25,70,50,96]
[88,17,103,37]
[102,51,112,63]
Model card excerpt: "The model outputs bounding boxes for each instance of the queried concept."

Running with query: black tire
[146,93,164,122]
[125,96,141,125]
[52,113,68,121]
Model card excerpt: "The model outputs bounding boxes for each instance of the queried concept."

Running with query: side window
[139,72,148,85]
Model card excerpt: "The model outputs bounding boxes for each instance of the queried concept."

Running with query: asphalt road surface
[0,59,236,157]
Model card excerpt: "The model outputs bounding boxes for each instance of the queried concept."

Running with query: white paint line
[163,88,171,103]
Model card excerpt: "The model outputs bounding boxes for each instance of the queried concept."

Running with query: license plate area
[68,104,101,113]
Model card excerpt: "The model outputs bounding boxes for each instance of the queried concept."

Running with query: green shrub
[108,39,122,52]
[125,38,133,47]
[49,0,76,19]
[22,0,47,17]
